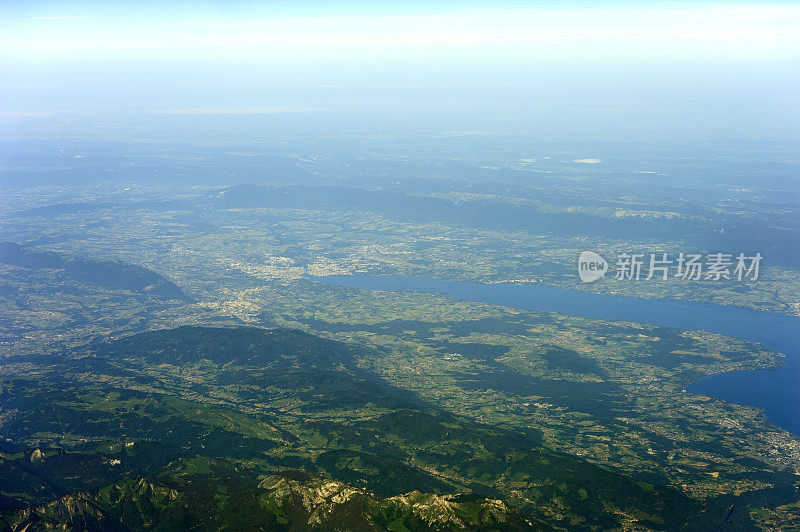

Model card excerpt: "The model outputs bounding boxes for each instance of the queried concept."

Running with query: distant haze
[0,1,798,178]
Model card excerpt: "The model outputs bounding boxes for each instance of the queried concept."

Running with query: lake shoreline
[314,274,800,435]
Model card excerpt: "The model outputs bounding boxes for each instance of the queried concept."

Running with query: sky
[0,0,798,147]
[2,1,799,63]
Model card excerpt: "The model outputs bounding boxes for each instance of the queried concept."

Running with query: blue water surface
[319,275,800,434]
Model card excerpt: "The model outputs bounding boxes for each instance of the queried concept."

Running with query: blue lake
[319,275,800,435]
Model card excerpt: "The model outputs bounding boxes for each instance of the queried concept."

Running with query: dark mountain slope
[85,326,356,368]
[0,327,744,530]
[0,242,191,302]
[208,183,800,266]
[1,466,546,531]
